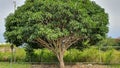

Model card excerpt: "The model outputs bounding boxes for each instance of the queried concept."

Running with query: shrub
[39,48,57,62]
[64,49,81,62]
[102,49,120,64]
[0,48,26,62]
[15,48,26,62]
[102,49,113,64]
[1,46,120,64]
[81,47,100,62]
[111,50,120,63]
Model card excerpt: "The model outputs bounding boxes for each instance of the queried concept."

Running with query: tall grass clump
[64,49,81,62]
[81,47,100,62]
[101,49,120,64]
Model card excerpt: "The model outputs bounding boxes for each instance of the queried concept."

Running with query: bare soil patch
[32,63,108,68]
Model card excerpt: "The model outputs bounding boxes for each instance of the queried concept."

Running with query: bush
[1,46,120,64]
[0,52,11,61]
[64,49,80,62]
[111,50,120,63]
[0,48,26,62]
[64,47,120,63]
[15,48,26,62]
[26,48,58,62]
[81,47,100,62]
[101,49,120,64]
[39,49,57,62]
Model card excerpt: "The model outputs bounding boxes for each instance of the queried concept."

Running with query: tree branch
[36,38,52,50]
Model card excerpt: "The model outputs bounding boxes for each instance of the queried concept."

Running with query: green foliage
[100,49,120,64]
[0,48,26,62]
[0,43,26,62]
[15,48,26,61]
[111,50,120,63]
[38,48,57,62]
[81,47,100,62]
[0,52,11,61]
[0,47,120,63]
[4,0,109,46]
[25,48,58,62]
[25,44,34,62]
[64,47,120,63]
[97,38,117,47]
[64,49,81,62]
[103,49,113,64]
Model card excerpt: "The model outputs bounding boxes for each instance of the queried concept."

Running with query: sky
[0,0,120,43]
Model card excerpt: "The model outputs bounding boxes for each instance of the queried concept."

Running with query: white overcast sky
[0,0,120,43]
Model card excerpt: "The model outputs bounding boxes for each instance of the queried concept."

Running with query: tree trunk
[57,52,65,68]
[59,56,65,68]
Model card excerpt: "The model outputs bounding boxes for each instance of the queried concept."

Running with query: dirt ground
[32,63,108,68]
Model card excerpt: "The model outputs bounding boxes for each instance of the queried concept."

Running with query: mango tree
[4,0,109,68]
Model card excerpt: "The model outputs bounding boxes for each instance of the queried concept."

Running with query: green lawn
[0,62,31,68]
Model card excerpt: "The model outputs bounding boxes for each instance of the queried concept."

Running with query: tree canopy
[5,0,108,46]
[4,0,109,68]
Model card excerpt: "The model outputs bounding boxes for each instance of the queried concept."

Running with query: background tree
[4,0,109,68]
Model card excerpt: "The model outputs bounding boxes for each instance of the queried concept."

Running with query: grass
[108,64,120,68]
[0,62,31,68]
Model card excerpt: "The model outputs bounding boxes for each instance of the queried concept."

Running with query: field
[0,62,31,68]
